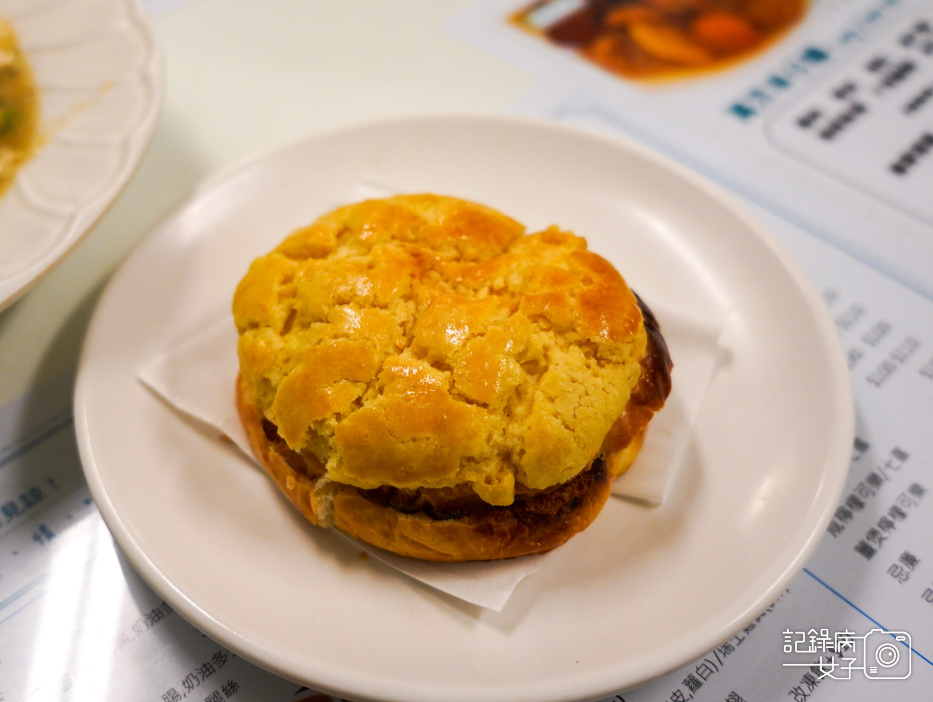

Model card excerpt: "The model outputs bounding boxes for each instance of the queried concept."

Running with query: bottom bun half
[236,374,625,562]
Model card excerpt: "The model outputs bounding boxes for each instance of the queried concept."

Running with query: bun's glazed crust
[233,194,672,561]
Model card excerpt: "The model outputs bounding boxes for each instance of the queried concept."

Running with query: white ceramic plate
[0,0,162,312]
[75,115,853,702]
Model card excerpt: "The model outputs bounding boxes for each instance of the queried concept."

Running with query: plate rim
[74,112,855,702]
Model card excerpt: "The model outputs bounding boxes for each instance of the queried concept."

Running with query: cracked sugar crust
[233,194,647,506]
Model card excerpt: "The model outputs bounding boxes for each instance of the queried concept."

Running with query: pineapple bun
[233,194,671,561]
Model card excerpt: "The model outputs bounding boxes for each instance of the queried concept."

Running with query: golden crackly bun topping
[233,195,647,506]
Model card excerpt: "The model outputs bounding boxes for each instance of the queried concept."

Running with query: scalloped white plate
[0,0,162,312]
[75,115,853,702]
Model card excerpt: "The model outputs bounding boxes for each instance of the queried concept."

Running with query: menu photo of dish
[509,0,810,82]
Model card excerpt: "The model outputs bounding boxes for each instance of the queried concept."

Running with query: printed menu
[1,0,932,700]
